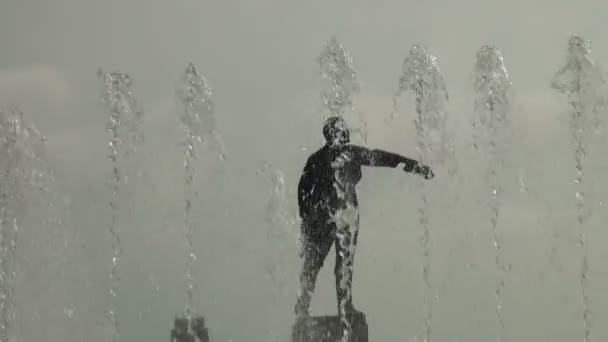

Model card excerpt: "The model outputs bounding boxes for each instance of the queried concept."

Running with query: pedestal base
[170,316,209,342]
[292,312,368,342]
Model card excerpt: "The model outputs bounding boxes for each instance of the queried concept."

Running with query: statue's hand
[408,163,434,179]
[424,166,435,180]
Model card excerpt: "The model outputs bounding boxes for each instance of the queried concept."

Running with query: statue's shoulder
[302,146,326,169]
[345,144,364,151]
[344,144,369,156]
[308,146,328,159]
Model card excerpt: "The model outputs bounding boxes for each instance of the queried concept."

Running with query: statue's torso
[306,145,363,215]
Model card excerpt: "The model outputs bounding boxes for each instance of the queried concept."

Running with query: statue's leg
[334,214,360,340]
[295,222,334,321]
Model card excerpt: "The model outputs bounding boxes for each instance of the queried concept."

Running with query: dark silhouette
[294,116,433,340]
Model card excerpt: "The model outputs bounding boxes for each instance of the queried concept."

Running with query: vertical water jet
[473,45,512,342]
[395,45,456,174]
[396,44,449,342]
[318,37,366,143]
[98,69,144,342]
[0,106,53,342]
[551,35,606,342]
[259,163,295,341]
[175,62,216,331]
[178,63,226,162]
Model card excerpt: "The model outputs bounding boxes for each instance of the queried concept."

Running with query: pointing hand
[411,163,434,179]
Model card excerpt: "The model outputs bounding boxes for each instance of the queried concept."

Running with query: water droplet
[63,307,75,319]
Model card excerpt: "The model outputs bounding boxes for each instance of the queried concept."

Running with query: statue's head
[323,116,350,147]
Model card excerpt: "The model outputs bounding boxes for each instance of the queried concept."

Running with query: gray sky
[3,1,608,341]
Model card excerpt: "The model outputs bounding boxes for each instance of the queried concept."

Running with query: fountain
[473,45,512,342]
[258,163,297,341]
[98,69,144,342]
[5,27,608,342]
[171,62,219,342]
[394,43,450,342]
[177,63,226,162]
[0,106,55,342]
[551,35,607,342]
[318,37,367,143]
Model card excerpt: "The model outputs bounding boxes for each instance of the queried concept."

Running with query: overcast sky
[3,1,608,341]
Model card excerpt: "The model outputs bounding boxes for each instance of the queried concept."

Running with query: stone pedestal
[292,312,368,342]
[170,316,209,342]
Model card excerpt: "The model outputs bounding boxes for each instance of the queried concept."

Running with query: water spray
[258,163,295,341]
[0,107,53,342]
[98,69,144,342]
[318,37,367,143]
[473,45,512,342]
[174,62,218,337]
[396,44,449,342]
[551,35,606,342]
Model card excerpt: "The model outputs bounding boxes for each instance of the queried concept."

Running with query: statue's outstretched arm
[354,146,434,179]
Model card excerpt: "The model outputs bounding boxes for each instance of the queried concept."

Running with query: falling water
[0,107,53,342]
[259,163,295,341]
[396,44,449,342]
[0,191,17,342]
[551,36,606,342]
[473,45,512,342]
[261,163,294,283]
[318,37,367,142]
[175,62,217,328]
[98,69,144,342]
